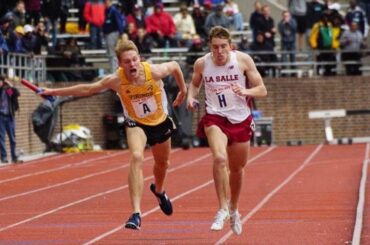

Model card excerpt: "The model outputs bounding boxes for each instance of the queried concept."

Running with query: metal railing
[0,53,46,83]
[1,49,369,83]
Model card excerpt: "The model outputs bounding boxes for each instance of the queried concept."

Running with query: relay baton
[21,79,55,102]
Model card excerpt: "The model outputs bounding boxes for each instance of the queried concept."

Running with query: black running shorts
[125,116,176,146]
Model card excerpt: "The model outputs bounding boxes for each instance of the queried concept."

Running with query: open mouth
[129,68,137,75]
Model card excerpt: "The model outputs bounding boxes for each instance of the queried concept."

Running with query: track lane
[0,145,366,244]
[0,148,214,242]
[0,151,128,185]
[359,143,370,245]
[225,144,367,245]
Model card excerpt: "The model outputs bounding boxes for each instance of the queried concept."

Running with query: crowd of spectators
[1,0,370,80]
[247,0,369,77]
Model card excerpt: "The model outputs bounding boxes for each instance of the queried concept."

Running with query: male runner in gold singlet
[41,39,187,230]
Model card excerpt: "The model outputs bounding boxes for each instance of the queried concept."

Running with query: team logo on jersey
[228,65,234,70]
[204,74,239,83]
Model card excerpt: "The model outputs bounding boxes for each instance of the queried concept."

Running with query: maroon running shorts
[197,113,254,145]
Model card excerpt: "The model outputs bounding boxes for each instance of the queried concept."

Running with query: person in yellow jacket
[41,39,187,230]
[309,11,341,75]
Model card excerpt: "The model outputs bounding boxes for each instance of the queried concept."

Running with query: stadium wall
[5,76,370,156]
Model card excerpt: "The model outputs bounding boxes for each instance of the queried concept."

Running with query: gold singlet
[117,62,167,126]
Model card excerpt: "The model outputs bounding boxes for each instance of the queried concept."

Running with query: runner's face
[119,50,141,79]
[210,37,231,65]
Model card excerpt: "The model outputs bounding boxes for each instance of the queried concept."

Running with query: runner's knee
[213,154,227,168]
[229,162,245,173]
[155,159,169,170]
[131,151,144,165]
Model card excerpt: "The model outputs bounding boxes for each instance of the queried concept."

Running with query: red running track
[0,144,369,244]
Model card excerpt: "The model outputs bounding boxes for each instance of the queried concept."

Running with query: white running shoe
[211,209,229,231]
[230,210,242,235]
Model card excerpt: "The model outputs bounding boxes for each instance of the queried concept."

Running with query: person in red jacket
[145,2,177,48]
[84,0,105,49]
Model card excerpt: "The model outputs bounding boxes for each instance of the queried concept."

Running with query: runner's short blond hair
[115,39,139,59]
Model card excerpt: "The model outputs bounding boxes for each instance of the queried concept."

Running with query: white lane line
[0,149,182,201]
[0,151,211,233]
[0,153,64,169]
[82,147,275,244]
[352,143,370,245]
[0,151,127,185]
[0,162,130,202]
[216,144,323,244]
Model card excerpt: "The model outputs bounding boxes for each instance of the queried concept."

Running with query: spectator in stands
[41,0,62,48]
[126,5,146,40]
[47,39,70,81]
[76,0,88,34]
[288,0,307,51]
[173,4,197,47]
[0,75,21,164]
[21,24,37,55]
[345,0,369,40]
[0,15,17,53]
[145,2,177,48]
[133,27,153,55]
[9,1,26,30]
[103,0,126,68]
[186,34,205,68]
[63,37,87,80]
[204,4,231,35]
[253,4,276,49]
[324,1,345,55]
[223,0,244,31]
[84,0,105,49]
[249,1,263,42]
[237,35,250,52]
[24,0,41,26]
[33,21,50,55]
[309,10,337,76]
[278,10,297,68]
[249,32,278,77]
[340,22,366,75]
[13,25,25,53]
[191,4,208,40]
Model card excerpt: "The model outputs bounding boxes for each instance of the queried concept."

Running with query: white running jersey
[203,51,251,123]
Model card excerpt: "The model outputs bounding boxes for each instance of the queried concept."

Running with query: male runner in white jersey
[41,39,187,230]
[187,26,267,235]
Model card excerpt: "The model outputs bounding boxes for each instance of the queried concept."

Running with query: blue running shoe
[125,213,141,230]
[150,183,173,215]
